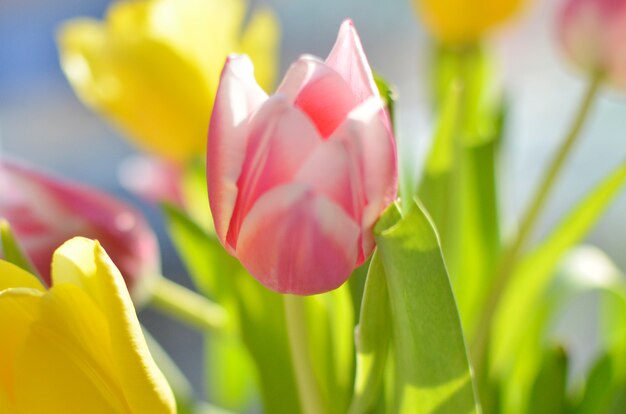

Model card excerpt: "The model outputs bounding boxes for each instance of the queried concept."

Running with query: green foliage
[0,219,39,277]
[373,201,479,413]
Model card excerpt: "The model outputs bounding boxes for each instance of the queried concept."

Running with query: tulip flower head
[207,20,397,295]
[0,159,159,301]
[58,0,279,161]
[413,0,525,45]
[0,238,175,413]
[558,0,626,88]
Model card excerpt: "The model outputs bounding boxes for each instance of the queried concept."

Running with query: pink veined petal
[276,55,360,138]
[0,159,159,293]
[207,54,269,248]
[225,95,322,249]
[325,20,380,105]
[296,98,397,263]
[235,183,360,295]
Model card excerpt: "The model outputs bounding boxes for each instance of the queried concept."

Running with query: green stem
[470,71,604,371]
[149,276,228,333]
[284,295,326,414]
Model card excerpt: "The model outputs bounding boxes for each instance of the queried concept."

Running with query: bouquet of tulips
[1,0,625,413]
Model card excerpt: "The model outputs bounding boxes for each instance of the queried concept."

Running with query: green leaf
[162,204,300,413]
[494,244,626,413]
[0,219,39,277]
[374,73,397,130]
[161,203,240,301]
[492,162,626,377]
[420,48,505,335]
[374,201,479,413]
[349,251,390,414]
[526,345,568,414]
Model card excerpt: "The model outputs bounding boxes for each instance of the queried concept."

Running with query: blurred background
[1,0,625,402]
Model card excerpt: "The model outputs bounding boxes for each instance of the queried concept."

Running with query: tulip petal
[296,99,397,262]
[2,159,159,293]
[325,20,379,104]
[58,17,213,160]
[207,55,269,247]
[0,261,45,292]
[236,183,360,295]
[0,288,42,408]
[226,95,322,248]
[51,237,176,413]
[276,56,360,137]
[14,284,128,414]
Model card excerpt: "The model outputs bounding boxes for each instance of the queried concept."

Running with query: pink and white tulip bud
[558,0,626,88]
[207,20,397,295]
[0,158,159,300]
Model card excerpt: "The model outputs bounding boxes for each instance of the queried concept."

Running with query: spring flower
[207,20,397,295]
[0,159,158,301]
[58,0,279,161]
[0,237,175,413]
[558,0,626,88]
[413,0,525,45]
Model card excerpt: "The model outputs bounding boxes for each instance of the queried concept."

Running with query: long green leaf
[374,201,478,413]
[526,346,568,414]
[492,162,626,377]
[0,219,39,277]
[349,251,390,414]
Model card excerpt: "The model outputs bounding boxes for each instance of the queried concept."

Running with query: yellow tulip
[0,237,175,413]
[58,0,279,161]
[413,0,525,45]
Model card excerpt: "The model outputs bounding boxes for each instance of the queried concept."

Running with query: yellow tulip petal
[0,288,42,408]
[239,8,280,92]
[51,237,175,413]
[58,17,213,161]
[14,284,129,414]
[0,260,45,292]
[416,0,524,44]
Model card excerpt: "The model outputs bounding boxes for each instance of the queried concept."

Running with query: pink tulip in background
[207,20,397,295]
[0,158,159,300]
[558,0,626,88]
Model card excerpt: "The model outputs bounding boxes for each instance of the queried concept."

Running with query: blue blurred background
[1,0,625,402]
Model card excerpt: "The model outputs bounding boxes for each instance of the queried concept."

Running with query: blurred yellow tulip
[0,237,175,413]
[413,0,525,45]
[58,0,279,161]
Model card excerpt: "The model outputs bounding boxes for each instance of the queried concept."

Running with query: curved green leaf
[374,201,478,413]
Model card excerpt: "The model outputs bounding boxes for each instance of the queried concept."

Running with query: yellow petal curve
[14,284,128,413]
[0,288,42,409]
[58,17,213,161]
[51,237,176,413]
[0,260,45,292]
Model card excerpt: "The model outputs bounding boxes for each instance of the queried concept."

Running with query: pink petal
[225,95,322,249]
[325,20,379,105]
[235,183,360,295]
[295,98,397,263]
[276,56,360,138]
[0,159,159,296]
[207,55,269,247]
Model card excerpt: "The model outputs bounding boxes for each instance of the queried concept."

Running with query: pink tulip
[558,0,626,88]
[207,20,397,295]
[0,158,159,300]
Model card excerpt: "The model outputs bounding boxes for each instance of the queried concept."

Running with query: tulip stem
[284,295,326,414]
[470,71,604,371]
[149,276,228,333]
